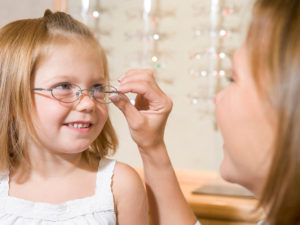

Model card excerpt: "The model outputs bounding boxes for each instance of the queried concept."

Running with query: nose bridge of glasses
[73,86,115,104]
[76,88,94,99]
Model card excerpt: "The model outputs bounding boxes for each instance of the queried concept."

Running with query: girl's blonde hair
[247,0,300,224]
[0,10,118,173]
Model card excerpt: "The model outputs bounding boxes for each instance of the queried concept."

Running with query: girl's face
[31,40,108,155]
[215,44,276,196]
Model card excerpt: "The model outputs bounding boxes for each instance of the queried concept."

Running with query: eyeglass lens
[52,84,117,103]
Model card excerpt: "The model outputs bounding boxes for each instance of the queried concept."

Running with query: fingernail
[109,93,119,102]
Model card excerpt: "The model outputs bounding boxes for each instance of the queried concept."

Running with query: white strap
[0,170,9,197]
[96,157,116,195]
[195,221,201,225]
[98,157,116,173]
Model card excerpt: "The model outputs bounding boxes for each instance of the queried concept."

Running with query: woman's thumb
[110,92,143,125]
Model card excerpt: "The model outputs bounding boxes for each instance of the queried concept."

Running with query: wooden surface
[135,168,264,224]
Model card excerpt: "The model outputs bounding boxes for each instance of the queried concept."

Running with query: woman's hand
[110,69,173,152]
[110,69,197,225]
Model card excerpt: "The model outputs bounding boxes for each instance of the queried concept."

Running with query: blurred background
[0,0,254,171]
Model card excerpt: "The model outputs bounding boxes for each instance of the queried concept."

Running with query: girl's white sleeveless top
[0,157,116,225]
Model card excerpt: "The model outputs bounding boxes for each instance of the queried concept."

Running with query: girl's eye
[54,83,73,90]
[93,84,104,91]
[94,84,104,88]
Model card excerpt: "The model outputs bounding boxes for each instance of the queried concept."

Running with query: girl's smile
[63,121,94,134]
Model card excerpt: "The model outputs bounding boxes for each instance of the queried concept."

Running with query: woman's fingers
[111,69,173,149]
[110,92,145,129]
[117,71,171,113]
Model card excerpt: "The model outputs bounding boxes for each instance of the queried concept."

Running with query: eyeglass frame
[31,83,120,104]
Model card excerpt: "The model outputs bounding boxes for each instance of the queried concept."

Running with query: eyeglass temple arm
[31,88,52,91]
[102,89,122,94]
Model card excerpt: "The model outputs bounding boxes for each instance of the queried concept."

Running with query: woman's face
[215,44,276,196]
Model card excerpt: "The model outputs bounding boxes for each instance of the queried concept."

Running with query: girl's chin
[59,143,92,155]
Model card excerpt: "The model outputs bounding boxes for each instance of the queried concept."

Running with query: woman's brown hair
[247,0,300,224]
[0,10,118,173]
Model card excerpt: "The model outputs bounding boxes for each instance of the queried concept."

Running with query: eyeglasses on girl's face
[31,83,120,104]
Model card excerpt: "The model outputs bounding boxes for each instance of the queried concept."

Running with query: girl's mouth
[66,122,92,129]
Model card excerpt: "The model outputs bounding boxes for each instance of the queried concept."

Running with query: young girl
[0,10,148,225]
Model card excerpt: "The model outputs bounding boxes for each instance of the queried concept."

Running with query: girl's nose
[74,92,96,112]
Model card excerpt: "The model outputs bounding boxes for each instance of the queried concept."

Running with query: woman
[111,0,300,224]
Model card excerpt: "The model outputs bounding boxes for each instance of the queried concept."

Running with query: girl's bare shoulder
[111,161,148,225]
